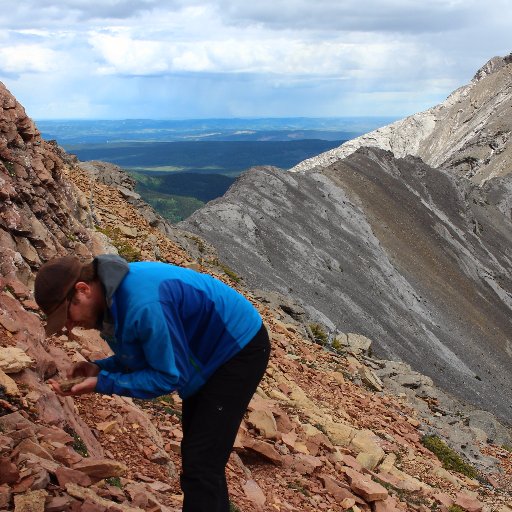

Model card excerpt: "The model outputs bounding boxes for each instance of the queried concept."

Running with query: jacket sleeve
[93,354,123,373]
[94,303,181,398]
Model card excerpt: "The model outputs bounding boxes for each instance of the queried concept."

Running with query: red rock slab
[318,474,366,506]
[72,459,127,480]
[240,437,282,465]
[432,492,454,512]
[282,453,323,475]
[12,438,54,461]
[52,446,84,466]
[80,498,108,512]
[37,426,75,445]
[373,496,400,512]
[454,493,484,512]
[56,466,93,488]
[344,468,388,502]
[0,456,19,484]
[45,495,76,512]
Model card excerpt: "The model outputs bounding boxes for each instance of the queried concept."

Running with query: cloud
[215,0,475,33]
[0,0,510,119]
[0,45,61,74]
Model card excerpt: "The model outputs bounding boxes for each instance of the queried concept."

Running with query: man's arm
[95,303,182,399]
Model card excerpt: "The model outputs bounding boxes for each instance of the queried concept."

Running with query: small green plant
[314,423,328,435]
[65,427,89,458]
[2,160,15,176]
[287,480,310,496]
[209,258,241,283]
[330,337,346,355]
[105,476,123,488]
[96,226,141,262]
[309,323,328,346]
[448,506,465,512]
[229,502,241,512]
[502,444,512,453]
[421,435,477,478]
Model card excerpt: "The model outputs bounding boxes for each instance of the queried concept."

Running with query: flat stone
[318,474,365,505]
[73,458,127,480]
[0,484,12,509]
[243,479,266,507]
[13,439,54,461]
[454,492,484,512]
[65,483,143,512]
[240,437,282,465]
[345,468,389,502]
[52,445,83,466]
[55,466,93,487]
[45,495,75,512]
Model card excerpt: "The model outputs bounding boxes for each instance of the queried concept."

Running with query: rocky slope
[2,81,512,512]
[290,53,512,185]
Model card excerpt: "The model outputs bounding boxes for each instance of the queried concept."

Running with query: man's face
[65,282,104,332]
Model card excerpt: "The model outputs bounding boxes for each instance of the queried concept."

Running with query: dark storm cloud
[214,0,476,34]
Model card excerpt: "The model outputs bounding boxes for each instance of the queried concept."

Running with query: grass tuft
[421,435,477,478]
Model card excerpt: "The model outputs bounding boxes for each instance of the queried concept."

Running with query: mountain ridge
[290,53,512,185]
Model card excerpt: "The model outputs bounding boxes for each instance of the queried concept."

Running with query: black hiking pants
[180,323,271,512]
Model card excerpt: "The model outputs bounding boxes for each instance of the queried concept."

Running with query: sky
[0,1,510,120]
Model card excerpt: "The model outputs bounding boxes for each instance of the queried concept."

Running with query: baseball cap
[34,255,84,336]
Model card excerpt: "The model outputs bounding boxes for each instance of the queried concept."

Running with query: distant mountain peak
[291,53,512,186]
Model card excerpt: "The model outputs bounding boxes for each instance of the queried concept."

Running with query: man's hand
[67,361,100,379]
[48,376,98,396]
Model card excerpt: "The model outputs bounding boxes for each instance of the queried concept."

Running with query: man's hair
[77,260,97,283]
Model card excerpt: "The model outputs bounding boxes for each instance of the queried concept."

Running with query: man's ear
[74,281,91,296]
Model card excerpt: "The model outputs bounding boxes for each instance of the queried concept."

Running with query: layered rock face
[290,54,512,185]
[181,148,512,421]
[0,83,94,285]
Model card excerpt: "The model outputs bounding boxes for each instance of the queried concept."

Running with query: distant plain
[38,118,396,222]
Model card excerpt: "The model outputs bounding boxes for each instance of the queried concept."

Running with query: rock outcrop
[290,53,512,185]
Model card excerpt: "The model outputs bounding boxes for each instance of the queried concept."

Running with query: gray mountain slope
[181,148,512,422]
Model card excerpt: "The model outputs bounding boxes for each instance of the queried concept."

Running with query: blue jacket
[93,257,262,399]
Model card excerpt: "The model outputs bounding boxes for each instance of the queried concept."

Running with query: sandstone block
[455,492,484,512]
[324,421,355,447]
[319,474,364,505]
[0,368,19,395]
[243,479,266,508]
[0,347,34,373]
[247,409,278,440]
[73,459,127,480]
[52,445,84,466]
[13,489,47,512]
[344,468,388,502]
[56,466,93,488]
[241,438,282,465]
[13,439,54,461]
